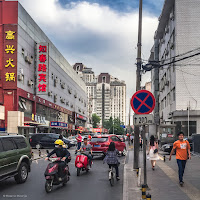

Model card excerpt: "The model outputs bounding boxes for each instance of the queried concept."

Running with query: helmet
[54,139,64,146]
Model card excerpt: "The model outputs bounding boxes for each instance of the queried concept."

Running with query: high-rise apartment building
[73,63,126,125]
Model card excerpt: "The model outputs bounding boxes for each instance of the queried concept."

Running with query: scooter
[75,153,91,176]
[44,155,70,193]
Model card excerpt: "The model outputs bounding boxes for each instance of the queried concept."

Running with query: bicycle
[109,166,115,186]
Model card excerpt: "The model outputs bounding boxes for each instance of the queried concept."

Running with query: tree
[103,117,125,134]
[92,114,101,128]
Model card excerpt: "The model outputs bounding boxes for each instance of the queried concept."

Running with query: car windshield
[91,137,108,143]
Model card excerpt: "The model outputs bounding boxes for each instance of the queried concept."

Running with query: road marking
[158,155,164,161]
[157,161,200,200]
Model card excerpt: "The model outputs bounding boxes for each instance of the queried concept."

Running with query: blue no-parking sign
[130,90,155,115]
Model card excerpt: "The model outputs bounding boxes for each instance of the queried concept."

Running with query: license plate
[94,145,100,147]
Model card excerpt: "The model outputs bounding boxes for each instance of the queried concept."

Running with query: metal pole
[128,98,131,134]
[142,125,147,187]
[188,101,190,138]
[113,120,114,134]
[134,0,143,169]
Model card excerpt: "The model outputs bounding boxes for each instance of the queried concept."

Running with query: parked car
[116,135,125,142]
[161,143,173,153]
[0,135,32,183]
[29,133,74,149]
[185,137,193,151]
[67,136,77,146]
[90,135,126,157]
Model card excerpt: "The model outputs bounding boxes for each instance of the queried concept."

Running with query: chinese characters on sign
[36,43,49,94]
[4,30,16,83]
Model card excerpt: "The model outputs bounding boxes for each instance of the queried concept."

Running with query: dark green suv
[0,135,32,183]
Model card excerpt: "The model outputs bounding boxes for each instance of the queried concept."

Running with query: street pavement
[0,147,125,200]
[123,148,200,200]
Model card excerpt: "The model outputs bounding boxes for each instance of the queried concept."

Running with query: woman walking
[148,135,159,170]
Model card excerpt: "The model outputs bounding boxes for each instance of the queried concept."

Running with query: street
[0,147,125,200]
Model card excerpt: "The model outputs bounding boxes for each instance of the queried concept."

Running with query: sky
[19,0,164,123]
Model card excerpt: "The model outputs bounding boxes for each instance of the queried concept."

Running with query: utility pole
[188,101,190,138]
[134,0,143,169]
[128,99,131,134]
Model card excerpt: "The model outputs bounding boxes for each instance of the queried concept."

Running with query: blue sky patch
[59,0,165,15]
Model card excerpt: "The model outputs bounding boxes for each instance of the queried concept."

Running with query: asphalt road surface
[0,147,125,200]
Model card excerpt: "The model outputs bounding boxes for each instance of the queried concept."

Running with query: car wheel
[14,162,29,184]
[36,143,42,149]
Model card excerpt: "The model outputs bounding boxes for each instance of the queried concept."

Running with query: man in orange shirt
[169,131,191,186]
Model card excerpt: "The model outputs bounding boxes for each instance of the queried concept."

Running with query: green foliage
[103,117,125,135]
[92,114,101,128]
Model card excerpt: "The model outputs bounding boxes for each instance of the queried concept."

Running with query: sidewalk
[123,148,200,200]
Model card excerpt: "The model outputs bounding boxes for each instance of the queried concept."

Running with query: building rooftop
[155,0,174,39]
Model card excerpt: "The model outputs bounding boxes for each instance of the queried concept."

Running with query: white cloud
[19,0,158,122]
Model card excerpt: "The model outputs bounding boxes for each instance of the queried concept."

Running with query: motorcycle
[44,154,70,193]
[75,153,91,176]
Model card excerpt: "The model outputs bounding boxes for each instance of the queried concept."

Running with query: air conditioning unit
[25,56,32,64]
[61,83,65,89]
[170,43,174,50]
[68,87,72,94]
[165,80,169,86]
[165,27,169,34]
[54,95,57,103]
[170,13,174,20]
[25,56,29,62]
[61,98,65,103]
[18,74,24,81]
[161,39,165,44]
[54,79,58,87]
[48,91,53,96]
[28,79,33,86]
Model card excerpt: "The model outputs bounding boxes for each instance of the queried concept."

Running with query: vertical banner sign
[3,25,18,89]
[36,43,49,95]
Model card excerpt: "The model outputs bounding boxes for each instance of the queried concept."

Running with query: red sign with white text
[36,43,49,95]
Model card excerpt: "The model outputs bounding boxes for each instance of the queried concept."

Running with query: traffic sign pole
[142,125,148,188]
[131,90,155,187]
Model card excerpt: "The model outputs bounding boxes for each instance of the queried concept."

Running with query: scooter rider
[79,138,92,166]
[45,139,71,181]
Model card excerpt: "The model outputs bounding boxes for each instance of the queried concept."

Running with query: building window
[102,76,106,83]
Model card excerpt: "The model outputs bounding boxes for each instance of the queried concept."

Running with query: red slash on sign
[130,90,155,114]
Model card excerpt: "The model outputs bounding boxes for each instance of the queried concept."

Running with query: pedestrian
[169,131,191,187]
[148,135,159,170]
[130,135,134,144]
[75,132,82,152]
[140,137,143,149]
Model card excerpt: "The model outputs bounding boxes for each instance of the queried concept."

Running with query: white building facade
[152,0,200,137]
[73,64,126,125]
